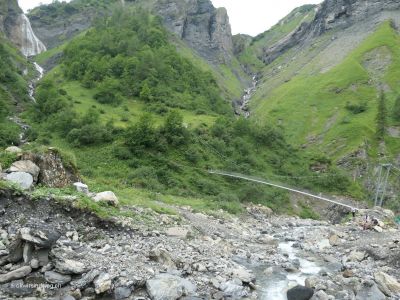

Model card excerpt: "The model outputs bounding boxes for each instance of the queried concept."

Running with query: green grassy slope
[0,35,31,147]
[235,5,317,72]
[252,21,400,161]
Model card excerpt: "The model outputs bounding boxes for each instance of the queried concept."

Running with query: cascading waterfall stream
[9,13,46,145]
[238,75,258,118]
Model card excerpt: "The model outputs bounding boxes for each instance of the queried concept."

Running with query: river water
[236,229,340,300]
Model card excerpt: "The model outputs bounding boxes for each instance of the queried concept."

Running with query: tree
[376,90,387,140]
[393,95,400,122]
[139,81,153,102]
[161,111,188,146]
[125,114,157,153]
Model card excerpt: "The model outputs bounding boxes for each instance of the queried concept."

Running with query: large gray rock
[20,227,60,248]
[22,148,80,188]
[220,278,247,298]
[230,266,255,283]
[114,286,132,300]
[0,266,32,284]
[146,274,196,300]
[374,271,400,296]
[9,160,40,181]
[73,182,89,194]
[5,172,33,190]
[94,272,112,294]
[71,269,101,289]
[55,259,86,275]
[45,271,72,286]
[287,285,314,300]
[356,280,385,300]
[92,191,119,206]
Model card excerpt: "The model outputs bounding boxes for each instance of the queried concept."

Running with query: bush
[0,122,20,147]
[345,101,368,114]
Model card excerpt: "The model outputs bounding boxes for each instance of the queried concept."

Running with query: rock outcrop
[0,0,46,56]
[28,0,234,63]
[263,0,400,64]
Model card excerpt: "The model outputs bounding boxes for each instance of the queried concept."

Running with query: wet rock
[355,280,385,300]
[0,266,32,283]
[5,172,33,190]
[20,227,60,248]
[9,160,40,182]
[92,191,119,206]
[146,273,196,300]
[165,227,189,238]
[374,271,400,296]
[55,259,86,275]
[94,272,112,294]
[230,266,255,283]
[220,278,247,299]
[310,290,329,300]
[114,286,132,299]
[287,285,314,300]
[73,182,89,194]
[305,276,319,289]
[44,271,72,286]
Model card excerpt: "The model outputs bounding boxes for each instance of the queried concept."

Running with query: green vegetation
[0,35,30,147]
[252,21,400,162]
[376,90,387,139]
[393,95,400,122]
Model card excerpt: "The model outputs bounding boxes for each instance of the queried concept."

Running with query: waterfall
[19,14,46,57]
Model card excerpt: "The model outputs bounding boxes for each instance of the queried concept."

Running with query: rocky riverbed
[0,182,399,300]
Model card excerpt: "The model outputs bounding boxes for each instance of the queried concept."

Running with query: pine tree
[376,90,387,140]
[393,95,400,122]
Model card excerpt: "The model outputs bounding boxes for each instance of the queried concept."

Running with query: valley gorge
[0,0,400,299]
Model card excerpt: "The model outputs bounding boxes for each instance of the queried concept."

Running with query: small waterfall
[28,62,44,103]
[237,75,258,118]
[19,14,46,57]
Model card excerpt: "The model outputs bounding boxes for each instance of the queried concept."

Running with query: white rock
[92,191,119,206]
[5,172,33,190]
[9,160,40,182]
[94,272,112,294]
[73,182,89,194]
[165,227,189,238]
[374,271,400,296]
[5,146,22,154]
[373,226,383,233]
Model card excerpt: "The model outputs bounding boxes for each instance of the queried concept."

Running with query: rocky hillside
[29,0,234,64]
[243,0,400,209]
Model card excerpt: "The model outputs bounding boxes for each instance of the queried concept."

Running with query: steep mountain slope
[28,0,248,99]
[246,0,400,208]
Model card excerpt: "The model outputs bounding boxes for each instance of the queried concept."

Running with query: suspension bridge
[209,170,356,210]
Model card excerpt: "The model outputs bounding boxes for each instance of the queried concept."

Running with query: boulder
[149,247,176,269]
[55,259,86,275]
[373,226,383,233]
[5,172,33,190]
[374,271,400,296]
[92,191,119,206]
[9,160,40,182]
[22,148,79,187]
[343,269,354,278]
[305,276,319,289]
[146,274,196,300]
[20,227,60,248]
[165,227,189,238]
[310,290,329,300]
[287,285,314,300]
[347,250,366,262]
[230,266,255,283]
[329,234,340,246]
[73,182,89,194]
[71,269,101,289]
[0,266,32,284]
[114,286,132,300]
[220,278,247,298]
[356,280,385,300]
[45,271,72,286]
[5,146,22,154]
[94,272,112,294]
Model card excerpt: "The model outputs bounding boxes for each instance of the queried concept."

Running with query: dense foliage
[0,37,28,147]
[62,9,229,114]
[393,95,400,122]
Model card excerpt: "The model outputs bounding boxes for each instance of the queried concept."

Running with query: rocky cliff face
[155,0,234,63]
[263,0,400,64]
[28,0,234,63]
[0,0,46,57]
